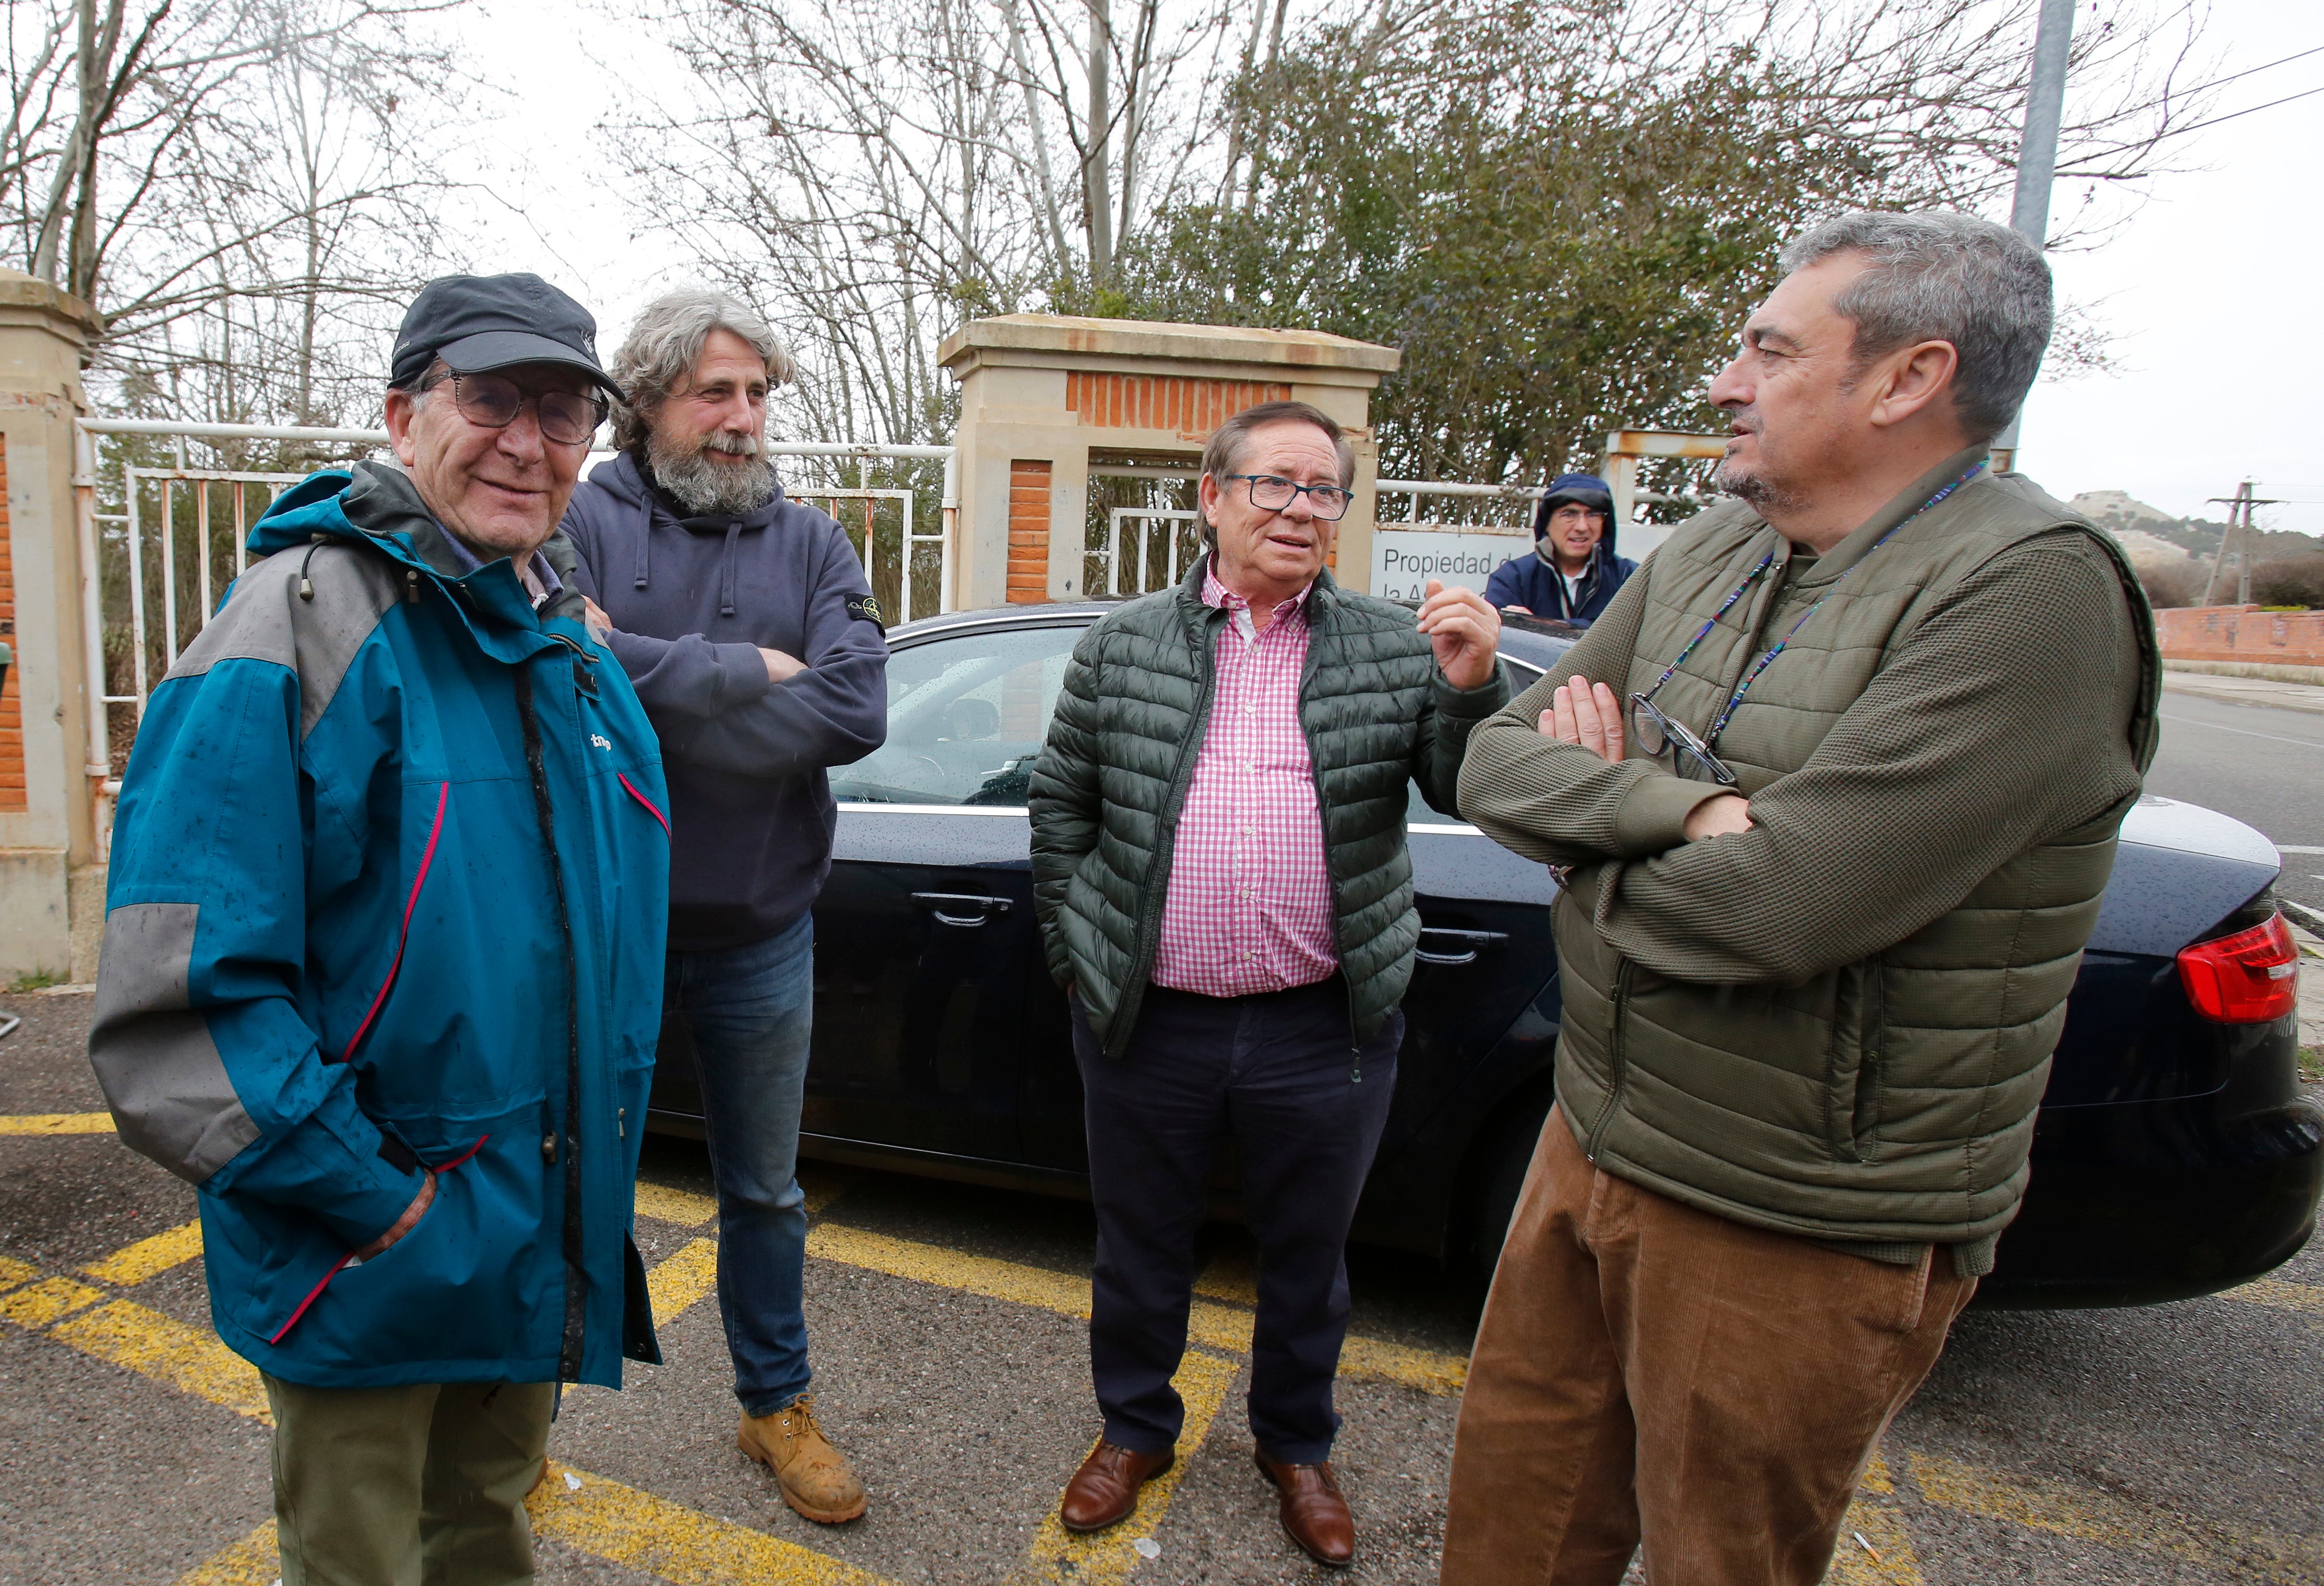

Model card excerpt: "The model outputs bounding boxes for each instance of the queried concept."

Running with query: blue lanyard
[1646,461,1987,744]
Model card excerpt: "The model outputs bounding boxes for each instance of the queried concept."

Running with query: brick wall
[2154,604,2324,666]
[1065,372,1292,434]
[0,434,21,811]
[1008,459,1053,605]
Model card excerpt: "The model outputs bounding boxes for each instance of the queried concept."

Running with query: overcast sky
[459,0,2324,537]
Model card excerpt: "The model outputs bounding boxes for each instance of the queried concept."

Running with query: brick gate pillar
[938,316,1399,607]
[0,270,104,984]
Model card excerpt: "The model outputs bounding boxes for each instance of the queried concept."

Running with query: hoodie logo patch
[590,734,612,752]
[846,594,883,630]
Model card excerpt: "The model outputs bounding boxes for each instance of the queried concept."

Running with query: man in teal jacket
[89,274,671,1584]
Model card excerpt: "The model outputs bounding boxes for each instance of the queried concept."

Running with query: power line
[2157,81,2324,141]
[2114,43,2324,119]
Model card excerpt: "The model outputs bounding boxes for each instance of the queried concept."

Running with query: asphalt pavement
[3,991,2320,1585]
[2148,684,2324,918]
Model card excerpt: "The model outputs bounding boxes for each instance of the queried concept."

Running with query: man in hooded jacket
[1484,473,1636,626]
[90,273,670,1583]
[558,288,887,1525]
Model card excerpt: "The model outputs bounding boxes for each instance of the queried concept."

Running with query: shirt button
[1244,950,1257,960]
[1242,826,1255,837]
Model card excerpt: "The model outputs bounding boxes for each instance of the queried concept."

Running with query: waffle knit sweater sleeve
[1457,532,2147,986]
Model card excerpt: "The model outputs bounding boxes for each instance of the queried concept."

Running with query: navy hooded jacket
[1483,477,1636,625]
[560,451,888,952]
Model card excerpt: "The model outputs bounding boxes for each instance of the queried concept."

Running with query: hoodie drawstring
[719,520,742,618]
[632,494,652,590]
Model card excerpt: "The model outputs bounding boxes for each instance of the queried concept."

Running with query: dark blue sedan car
[648,604,2322,1307]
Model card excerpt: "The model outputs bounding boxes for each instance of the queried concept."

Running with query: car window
[1406,654,1543,826]
[832,624,1083,807]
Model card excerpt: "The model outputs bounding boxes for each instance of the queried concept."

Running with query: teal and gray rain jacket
[90,462,671,1390]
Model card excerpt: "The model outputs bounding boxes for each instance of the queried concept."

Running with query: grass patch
[4,969,64,995]
[2302,1047,2324,1085]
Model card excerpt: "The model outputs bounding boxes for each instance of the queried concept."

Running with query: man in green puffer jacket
[1028,400,1508,1569]
[1444,213,2157,1585]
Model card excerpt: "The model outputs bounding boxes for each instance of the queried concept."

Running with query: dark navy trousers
[1071,977,1402,1464]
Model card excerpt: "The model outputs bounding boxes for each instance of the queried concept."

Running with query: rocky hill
[2070,489,2322,568]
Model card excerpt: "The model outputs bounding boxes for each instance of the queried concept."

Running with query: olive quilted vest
[1554,463,2160,1248]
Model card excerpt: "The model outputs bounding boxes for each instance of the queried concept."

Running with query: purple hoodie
[560,450,888,952]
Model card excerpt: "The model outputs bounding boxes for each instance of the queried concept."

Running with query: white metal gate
[71,420,958,847]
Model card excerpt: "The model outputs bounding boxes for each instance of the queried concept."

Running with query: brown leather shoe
[738,1396,867,1524]
[1058,1440,1175,1533]
[1255,1450,1355,1569]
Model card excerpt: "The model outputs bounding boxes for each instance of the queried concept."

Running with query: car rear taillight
[2176,913,2301,1023]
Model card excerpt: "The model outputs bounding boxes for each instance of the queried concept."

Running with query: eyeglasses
[1223,473,1352,521]
[424,370,607,447]
[1628,690,1738,786]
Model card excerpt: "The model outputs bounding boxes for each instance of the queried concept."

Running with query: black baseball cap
[390,273,621,398]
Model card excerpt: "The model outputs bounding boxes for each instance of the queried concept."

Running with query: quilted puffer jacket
[1026,558,1510,1059]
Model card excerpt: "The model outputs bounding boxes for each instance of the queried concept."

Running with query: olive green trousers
[261,1374,555,1586]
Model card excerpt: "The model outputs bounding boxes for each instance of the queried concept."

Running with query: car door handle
[912,892,1015,928]
[1414,928,1508,967]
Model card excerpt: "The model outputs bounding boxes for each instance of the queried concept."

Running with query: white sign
[1370,529,1531,600]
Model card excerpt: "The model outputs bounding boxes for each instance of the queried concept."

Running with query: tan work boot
[738,1395,867,1523]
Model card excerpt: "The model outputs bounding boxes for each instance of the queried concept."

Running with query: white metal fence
[71,420,957,842]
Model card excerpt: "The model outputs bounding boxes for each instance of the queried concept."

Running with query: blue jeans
[665,912,814,1417]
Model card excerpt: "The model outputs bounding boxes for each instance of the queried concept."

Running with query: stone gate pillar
[0,270,104,984]
[937,316,1399,607]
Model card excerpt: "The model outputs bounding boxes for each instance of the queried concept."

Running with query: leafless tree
[3,0,471,429]
[609,0,2212,454]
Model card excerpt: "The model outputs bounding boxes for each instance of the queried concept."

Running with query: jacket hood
[1531,472,1614,538]
[583,448,797,616]
[246,462,591,651]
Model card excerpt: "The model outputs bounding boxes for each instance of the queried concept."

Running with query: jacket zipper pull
[406,569,421,604]
[542,1133,558,1165]
[618,1107,626,1139]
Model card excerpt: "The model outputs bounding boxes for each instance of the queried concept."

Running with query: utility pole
[2200,481,2282,606]
[1988,0,2075,475]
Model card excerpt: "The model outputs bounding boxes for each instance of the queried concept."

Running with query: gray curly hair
[1778,211,2053,441]
[608,288,798,451]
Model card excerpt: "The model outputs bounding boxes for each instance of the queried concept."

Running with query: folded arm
[1561,535,2146,984]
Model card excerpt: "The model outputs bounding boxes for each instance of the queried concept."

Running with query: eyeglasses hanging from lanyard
[1627,462,1987,786]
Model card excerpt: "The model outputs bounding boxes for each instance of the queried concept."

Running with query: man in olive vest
[1443,212,2157,1585]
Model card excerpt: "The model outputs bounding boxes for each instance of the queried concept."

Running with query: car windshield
[831,620,1544,813]
[830,623,1082,806]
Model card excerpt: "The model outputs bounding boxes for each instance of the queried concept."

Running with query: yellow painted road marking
[805,1221,1469,1396]
[529,1460,894,1584]
[1012,1349,1240,1584]
[649,1237,723,1328]
[635,1180,720,1227]
[1829,1499,1927,1586]
[1338,1332,1468,1396]
[0,1112,115,1134]
[53,1300,272,1422]
[1909,1451,2324,1582]
[1194,1250,1257,1306]
[81,1218,204,1285]
[632,1169,850,1230]
[171,1521,278,1585]
[0,1275,106,1328]
[2223,1277,2324,1317]
[0,1254,38,1292]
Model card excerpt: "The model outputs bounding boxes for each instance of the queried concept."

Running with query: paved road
[2148,690,2324,917]
[2,992,2319,1584]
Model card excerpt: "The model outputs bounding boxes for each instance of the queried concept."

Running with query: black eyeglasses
[1223,473,1352,521]
[424,370,607,447]
[1628,689,1738,786]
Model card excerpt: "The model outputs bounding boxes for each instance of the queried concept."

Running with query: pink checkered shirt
[1149,564,1338,998]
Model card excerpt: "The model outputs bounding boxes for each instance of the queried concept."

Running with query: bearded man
[560,288,888,1525]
